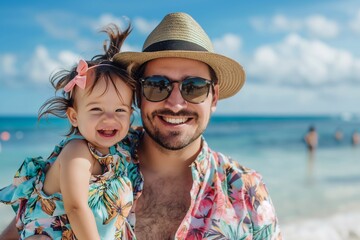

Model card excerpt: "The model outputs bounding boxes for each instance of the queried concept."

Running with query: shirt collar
[190,136,212,181]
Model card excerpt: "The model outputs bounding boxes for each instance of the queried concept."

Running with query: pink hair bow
[64,59,90,93]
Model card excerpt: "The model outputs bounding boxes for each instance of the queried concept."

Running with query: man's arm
[0,217,19,240]
[249,174,282,240]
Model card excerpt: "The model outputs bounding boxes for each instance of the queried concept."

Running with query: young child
[0,24,136,239]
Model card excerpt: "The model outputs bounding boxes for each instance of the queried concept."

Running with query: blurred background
[1,1,360,239]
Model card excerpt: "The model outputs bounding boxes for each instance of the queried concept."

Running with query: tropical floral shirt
[122,128,282,240]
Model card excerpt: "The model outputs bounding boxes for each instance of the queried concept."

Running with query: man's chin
[151,131,191,150]
[155,135,189,150]
[143,123,203,150]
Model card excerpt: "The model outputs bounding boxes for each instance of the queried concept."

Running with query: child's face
[67,72,133,154]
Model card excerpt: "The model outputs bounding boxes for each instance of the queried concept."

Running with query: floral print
[123,128,282,239]
[0,128,282,239]
[0,135,135,239]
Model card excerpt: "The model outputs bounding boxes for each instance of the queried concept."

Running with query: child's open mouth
[98,129,117,137]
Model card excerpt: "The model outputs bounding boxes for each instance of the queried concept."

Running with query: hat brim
[114,50,246,100]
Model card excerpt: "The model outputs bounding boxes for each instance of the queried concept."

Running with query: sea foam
[282,211,360,240]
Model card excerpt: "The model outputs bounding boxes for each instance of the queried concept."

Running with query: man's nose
[164,82,187,111]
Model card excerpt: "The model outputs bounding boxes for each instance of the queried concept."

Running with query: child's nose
[103,112,116,121]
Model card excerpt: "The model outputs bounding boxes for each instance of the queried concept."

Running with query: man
[115,12,281,239]
[1,12,281,239]
[304,125,318,152]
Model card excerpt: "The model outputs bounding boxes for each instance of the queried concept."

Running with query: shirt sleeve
[247,172,282,240]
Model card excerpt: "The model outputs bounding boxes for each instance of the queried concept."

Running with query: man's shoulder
[210,150,264,185]
[209,150,265,195]
[212,150,254,174]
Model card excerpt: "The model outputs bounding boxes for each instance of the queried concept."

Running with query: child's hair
[38,23,136,136]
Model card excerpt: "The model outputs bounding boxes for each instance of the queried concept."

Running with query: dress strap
[124,217,137,240]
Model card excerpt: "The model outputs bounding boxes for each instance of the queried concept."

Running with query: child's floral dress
[0,135,135,239]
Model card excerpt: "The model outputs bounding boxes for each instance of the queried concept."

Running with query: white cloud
[75,35,138,53]
[121,42,140,52]
[213,33,243,61]
[0,54,17,76]
[349,9,360,34]
[249,17,265,32]
[251,14,339,38]
[272,14,302,32]
[133,17,158,35]
[217,83,360,115]
[36,12,130,54]
[250,15,301,33]
[0,54,18,86]
[94,14,128,31]
[58,51,81,68]
[26,46,59,83]
[305,15,339,38]
[247,34,360,86]
[36,13,78,39]
[89,14,141,52]
[25,46,81,84]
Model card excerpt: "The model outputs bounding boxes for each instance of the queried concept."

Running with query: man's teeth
[163,117,188,124]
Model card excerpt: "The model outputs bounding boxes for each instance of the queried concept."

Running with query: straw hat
[114,12,246,99]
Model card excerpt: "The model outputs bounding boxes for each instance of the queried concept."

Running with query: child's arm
[0,217,18,240]
[59,140,100,240]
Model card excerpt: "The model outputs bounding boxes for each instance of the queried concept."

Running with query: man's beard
[142,109,205,150]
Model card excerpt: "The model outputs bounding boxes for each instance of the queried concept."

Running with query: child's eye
[90,108,102,111]
[115,108,126,113]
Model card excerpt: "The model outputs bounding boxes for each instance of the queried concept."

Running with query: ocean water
[1,115,360,239]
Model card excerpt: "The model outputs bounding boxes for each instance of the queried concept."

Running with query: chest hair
[134,176,192,240]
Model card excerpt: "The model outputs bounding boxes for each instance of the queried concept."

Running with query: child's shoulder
[46,135,87,161]
[57,135,86,150]
[51,136,89,159]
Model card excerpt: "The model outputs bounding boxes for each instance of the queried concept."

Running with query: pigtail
[92,23,132,62]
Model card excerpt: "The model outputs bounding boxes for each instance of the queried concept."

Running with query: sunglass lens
[142,76,170,102]
[181,78,210,103]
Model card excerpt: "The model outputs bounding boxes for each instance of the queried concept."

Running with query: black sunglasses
[140,75,214,104]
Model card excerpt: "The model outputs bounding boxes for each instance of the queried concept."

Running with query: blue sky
[1,0,360,116]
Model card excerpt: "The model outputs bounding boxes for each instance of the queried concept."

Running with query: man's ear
[211,85,219,113]
[66,107,78,127]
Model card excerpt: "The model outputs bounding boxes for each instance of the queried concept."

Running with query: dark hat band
[143,40,209,52]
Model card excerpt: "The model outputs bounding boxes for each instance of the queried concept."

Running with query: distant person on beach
[304,126,318,151]
[304,126,318,184]
[0,25,136,239]
[1,12,282,239]
[334,128,344,142]
[352,130,360,146]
